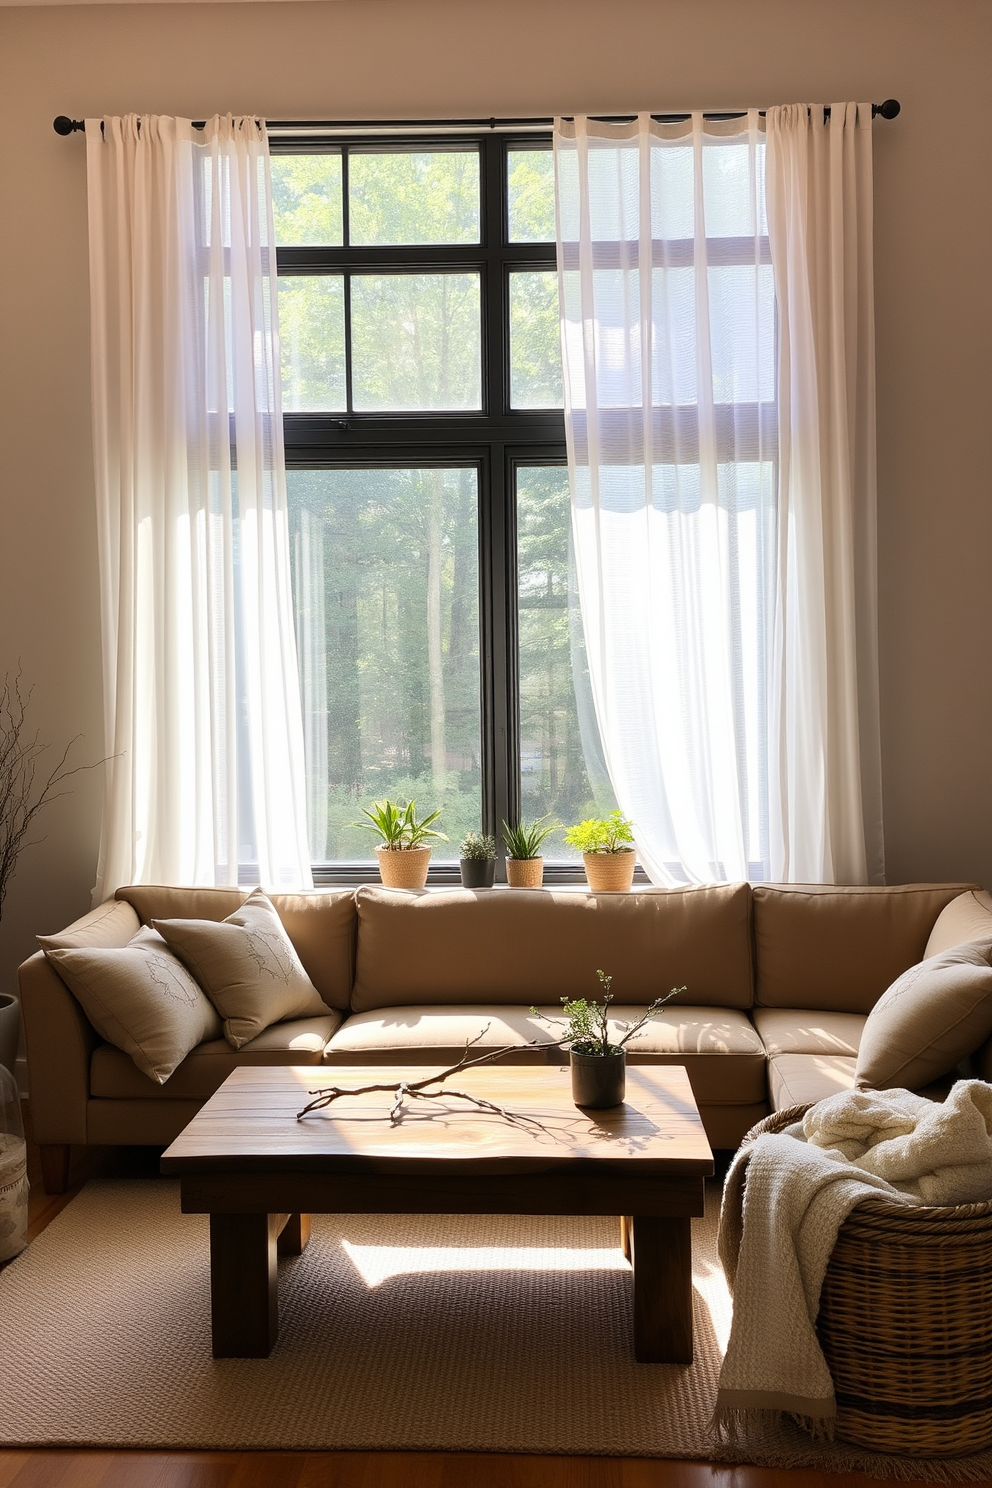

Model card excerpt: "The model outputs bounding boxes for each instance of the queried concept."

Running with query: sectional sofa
[19,879,992,1193]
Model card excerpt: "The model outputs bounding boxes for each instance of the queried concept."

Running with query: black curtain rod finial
[53,116,83,136]
[874,99,901,119]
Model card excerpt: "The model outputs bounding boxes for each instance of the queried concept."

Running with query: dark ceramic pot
[0,994,21,1078]
[570,1047,626,1108]
[459,857,496,889]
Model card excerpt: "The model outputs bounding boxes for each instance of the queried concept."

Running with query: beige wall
[0,0,990,1000]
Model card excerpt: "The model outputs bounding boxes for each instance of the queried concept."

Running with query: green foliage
[516,467,618,859]
[349,797,447,851]
[563,810,635,855]
[531,969,686,1057]
[270,153,344,247]
[502,816,557,860]
[279,155,615,870]
[506,148,556,243]
[459,831,496,861]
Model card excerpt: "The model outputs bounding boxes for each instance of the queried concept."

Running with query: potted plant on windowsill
[501,816,556,888]
[351,798,447,891]
[564,810,637,892]
[533,971,686,1108]
[459,832,497,889]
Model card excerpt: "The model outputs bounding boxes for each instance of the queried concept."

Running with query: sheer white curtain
[87,114,313,896]
[555,108,882,885]
[765,103,883,885]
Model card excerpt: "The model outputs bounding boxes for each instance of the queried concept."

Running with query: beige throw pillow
[855,940,992,1091]
[153,888,327,1048]
[925,890,992,959]
[39,927,222,1084]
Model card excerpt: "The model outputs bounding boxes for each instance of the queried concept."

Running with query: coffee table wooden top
[161,1063,713,1178]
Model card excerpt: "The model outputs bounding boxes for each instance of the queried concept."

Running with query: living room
[0,0,990,1482]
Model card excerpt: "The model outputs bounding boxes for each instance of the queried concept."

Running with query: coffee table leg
[630,1214,693,1364]
[209,1213,280,1358]
[277,1212,312,1256]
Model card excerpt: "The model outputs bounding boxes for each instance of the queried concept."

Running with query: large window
[274,134,615,878]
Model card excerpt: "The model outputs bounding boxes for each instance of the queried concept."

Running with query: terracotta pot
[506,857,543,888]
[582,849,636,893]
[459,858,496,889]
[570,1048,626,1108]
[376,846,432,890]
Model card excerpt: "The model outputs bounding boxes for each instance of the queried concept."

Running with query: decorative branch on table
[531,970,687,1057]
[296,1025,564,1126]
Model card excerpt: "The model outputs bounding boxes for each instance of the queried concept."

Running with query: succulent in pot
[563,810,637,892]
[501,816,556,888]
[532,970,685,1108]
[459,831,497,889]
[350,797,446,890]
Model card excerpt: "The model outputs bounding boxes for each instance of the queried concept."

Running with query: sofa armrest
[19,950,98,1144]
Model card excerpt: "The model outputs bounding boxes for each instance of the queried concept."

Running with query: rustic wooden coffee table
[160,1062,713,1363]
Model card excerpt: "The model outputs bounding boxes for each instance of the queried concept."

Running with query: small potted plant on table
[501,816,556,888]
[564,809,637,892]
[534,971,685,1108]
[459,832,497,889]
[351,798,446,890]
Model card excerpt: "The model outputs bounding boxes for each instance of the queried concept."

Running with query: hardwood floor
[3,1110,932,1488]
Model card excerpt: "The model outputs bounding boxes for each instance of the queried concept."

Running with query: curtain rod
[53,101,901,137]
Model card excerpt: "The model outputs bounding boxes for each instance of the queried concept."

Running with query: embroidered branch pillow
[855,940,992,1091]
[152,889,327,1048]
[39,927,222,1084]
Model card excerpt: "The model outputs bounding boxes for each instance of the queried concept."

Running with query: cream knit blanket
[714,1081,992,1435]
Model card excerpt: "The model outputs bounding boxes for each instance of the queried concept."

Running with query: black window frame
[275,130,578,884]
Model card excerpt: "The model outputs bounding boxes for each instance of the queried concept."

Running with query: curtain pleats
[555,107,882,885]
[87,114,313,896]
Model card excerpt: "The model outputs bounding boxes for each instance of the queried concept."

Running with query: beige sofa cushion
[925,890,992,958]
[751,1008,866,1058]
[855,942,992,1091]
[753,883,974,1013]
[351,884,754,1012]
[767,1053,858,1112]
[327,1004,766,1105]
[118,884,357,1011]
[153,889,328,1048]
[91,1013,341,1100]
[39,927,222,1084]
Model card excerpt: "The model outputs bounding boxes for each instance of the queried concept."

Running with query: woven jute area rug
[2,1178,991,1480]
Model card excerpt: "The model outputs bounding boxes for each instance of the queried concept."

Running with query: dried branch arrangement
[0,670,92,922]
[297,1026,563,1126]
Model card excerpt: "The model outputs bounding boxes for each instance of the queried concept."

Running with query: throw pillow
[38,927,222,1084]
[924,889,992,959]
[855,940,992,1091]
[152,888,327,1048]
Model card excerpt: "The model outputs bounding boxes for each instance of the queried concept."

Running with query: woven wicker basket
[739,1106,992,1458]
[375,846,431,890]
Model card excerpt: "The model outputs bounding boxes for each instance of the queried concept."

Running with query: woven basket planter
[739,1105,992,1458]
[506,857,543,888]
[375,846,432,890]
[582,850,636,892]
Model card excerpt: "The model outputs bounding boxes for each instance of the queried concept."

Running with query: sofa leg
[40,1143,71,1195]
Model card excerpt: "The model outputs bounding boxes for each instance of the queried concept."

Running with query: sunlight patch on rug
[341,1239,628,1286]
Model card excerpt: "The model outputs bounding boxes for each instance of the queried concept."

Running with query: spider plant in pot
[563,810,637,892]
[458,831,497,889]
[532,970,685,1108]
[350,798,446,890]
[501,816,556,888]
